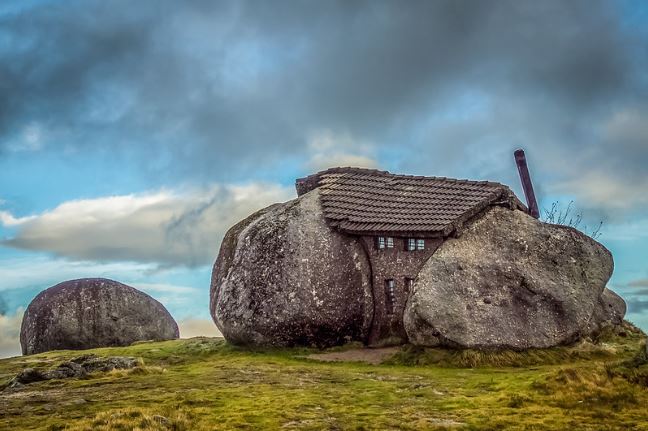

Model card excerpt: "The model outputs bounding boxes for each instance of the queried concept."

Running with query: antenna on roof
[514,149,540,219]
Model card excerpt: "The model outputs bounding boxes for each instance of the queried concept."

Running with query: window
[405,277,414,294]
[385,279,395,315]
[406,238,425,251]
[377,236,394,249]
[378,236,386,249]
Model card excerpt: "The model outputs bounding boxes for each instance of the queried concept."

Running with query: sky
[1,0,647,358]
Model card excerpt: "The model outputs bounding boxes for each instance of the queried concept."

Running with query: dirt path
[306,347,400,365]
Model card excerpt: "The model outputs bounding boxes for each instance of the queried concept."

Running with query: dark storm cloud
[1,0,647,206]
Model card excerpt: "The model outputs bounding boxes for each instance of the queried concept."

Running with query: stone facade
[359,236,442,345]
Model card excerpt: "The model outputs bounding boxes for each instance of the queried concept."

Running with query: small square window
[406,238,425,251]
[377,236,386,249]
[377,236,394,250]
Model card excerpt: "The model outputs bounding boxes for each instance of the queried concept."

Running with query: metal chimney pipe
[514,149,540,219]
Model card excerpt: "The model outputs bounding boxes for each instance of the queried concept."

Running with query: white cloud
[549,172,648,212]
[129,283,201,294]
[1,183,294,267]
[178,318,222,339]
[0,211,36,226]
[0,309,23,359]
[0,256,158,292]
[603,108,648,151]
[306,130,379,172]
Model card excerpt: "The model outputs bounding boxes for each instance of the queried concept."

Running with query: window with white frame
[378,236,386,249]
[377,236,394,250]
[406,238,425,251]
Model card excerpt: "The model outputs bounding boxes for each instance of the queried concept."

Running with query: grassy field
[1,323,647,431]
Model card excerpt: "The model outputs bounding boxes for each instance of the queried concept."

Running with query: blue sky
[1,0,647,357]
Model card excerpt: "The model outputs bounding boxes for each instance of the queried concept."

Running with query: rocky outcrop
[583,288,626,335]
[210,189,373,347]
[20,278,179,355]
[404,206,620,350]
[5,355,140,390]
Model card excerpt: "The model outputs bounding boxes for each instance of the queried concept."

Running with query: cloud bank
[1,183,294,267]
[178,318,222,339]
[0,309,23,359]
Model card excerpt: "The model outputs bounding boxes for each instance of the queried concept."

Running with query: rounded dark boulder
[210,189,373,348]
[20,278,179,355]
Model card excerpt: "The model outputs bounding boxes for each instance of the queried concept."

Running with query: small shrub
[543,200,603,239]
[507,394,531,408]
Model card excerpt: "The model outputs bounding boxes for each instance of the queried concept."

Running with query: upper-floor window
[377,236,394,249]
[406,238,425,251]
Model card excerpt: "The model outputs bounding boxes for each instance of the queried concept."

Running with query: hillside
[1,323,647,431]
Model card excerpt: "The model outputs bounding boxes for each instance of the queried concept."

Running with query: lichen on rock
[210,187,626,351]
[20,278,179,355]
[404,206,622,350]
[210,189,373,348]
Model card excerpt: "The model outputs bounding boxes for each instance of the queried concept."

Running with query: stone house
[295,167,527,345]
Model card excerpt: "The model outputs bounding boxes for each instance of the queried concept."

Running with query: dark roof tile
[296,167,525,236]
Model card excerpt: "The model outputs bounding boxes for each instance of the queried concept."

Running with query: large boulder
[20,278,179,355]
[210,189,373,347]
[404,206,621,350]
[582,288,626,335]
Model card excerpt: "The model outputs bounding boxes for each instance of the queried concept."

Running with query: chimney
[514,149,540,219]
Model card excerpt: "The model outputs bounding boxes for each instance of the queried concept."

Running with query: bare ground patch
[307,347,400,365]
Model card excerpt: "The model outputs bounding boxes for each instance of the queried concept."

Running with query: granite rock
[20,278,179,355]
[210,189,373,347]
[404,206,622,350]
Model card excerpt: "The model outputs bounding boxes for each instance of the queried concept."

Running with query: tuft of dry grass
[106,365,167,378]
[385,322,644,368]
[54,407,193,431]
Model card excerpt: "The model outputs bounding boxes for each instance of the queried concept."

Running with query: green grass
[1,322,647,430]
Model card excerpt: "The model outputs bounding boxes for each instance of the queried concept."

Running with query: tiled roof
[296,167,525,237]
